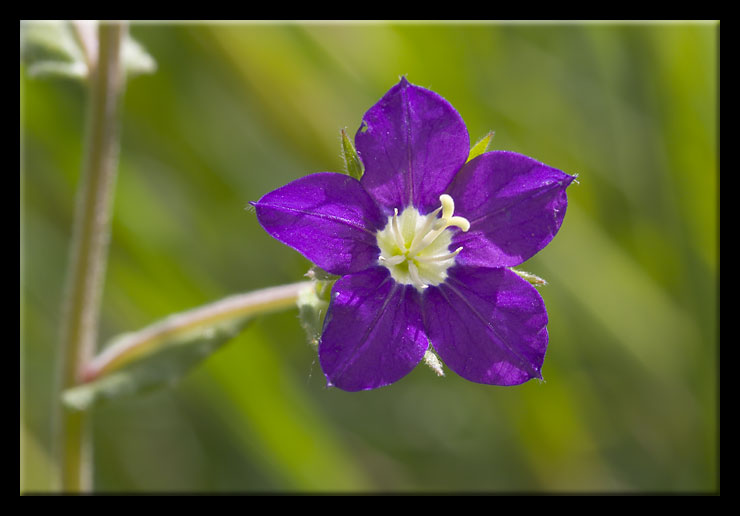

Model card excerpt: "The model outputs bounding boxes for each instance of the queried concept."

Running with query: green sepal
[340,127,364,180]
[298,267,337,350]
[423,346,445,377]
[467,131,495,163]
[510,268,548,286]
[305,265,340,282]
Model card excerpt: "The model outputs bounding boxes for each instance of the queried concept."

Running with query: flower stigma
[376,194,470,291]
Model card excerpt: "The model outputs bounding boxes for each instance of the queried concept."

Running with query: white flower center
[376,194,470,291]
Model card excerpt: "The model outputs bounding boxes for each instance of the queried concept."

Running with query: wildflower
[253,78,575,391]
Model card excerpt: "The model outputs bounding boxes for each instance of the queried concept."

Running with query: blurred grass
[21,21,718,493]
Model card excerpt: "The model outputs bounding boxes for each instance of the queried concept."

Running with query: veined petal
[319,267,428,391]
[356,77,470,215]
[424,266,548,386]
[447,151,575,268]
[253,172,386,275]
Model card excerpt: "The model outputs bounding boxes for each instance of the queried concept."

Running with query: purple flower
[253,78,575,391]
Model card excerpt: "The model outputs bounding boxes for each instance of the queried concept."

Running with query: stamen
[375,195,470,289]
[411,205,443,244]
[407,227,446,256]
[413,246,463,263]
[379,255,406,266]
[407,262,427,290]
[391,208,406,251]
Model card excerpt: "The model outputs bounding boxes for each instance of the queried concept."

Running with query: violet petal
[356,77,470,215]
[424,265,548,386]
[447,151,575,268]
[253,172,386,275]
[319,267,428,391]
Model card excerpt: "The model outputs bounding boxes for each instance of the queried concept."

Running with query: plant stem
[81,281,313,383]
[56,22,126,492]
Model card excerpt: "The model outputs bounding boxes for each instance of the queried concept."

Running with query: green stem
[56,22,126,492]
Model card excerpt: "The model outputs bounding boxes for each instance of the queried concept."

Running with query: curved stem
[56,22,126,492]
[81,281,313,383]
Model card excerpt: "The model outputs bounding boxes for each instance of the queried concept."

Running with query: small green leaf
[21,20,156,81]
[340,127,364,180]
[62,313,251,411]
[467,131,495,163]
[123,35,157,77]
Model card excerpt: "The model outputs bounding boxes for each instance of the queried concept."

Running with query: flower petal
[319,267,428,391]
[424,266,548,386]
[253,172,386,275]
[356,77,470,215]
[447,151,575,268]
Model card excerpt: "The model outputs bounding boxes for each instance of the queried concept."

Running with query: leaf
[62,283,308,411]
[340,127,364,180]
[62,312,251,411]
[467,131,495,163]
[20,21,87,80]
[24,60,88,80]
[20,20,157,81]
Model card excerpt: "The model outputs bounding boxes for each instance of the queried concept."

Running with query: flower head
[253,78,575,391]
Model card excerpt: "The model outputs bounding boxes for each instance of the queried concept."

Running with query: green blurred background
[20,21,718,493]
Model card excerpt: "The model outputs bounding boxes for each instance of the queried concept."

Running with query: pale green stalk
[81,281,313,383]
[55,22,126,492]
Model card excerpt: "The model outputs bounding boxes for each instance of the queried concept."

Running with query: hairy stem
[81,281,313,383]
[56,22,126,492]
